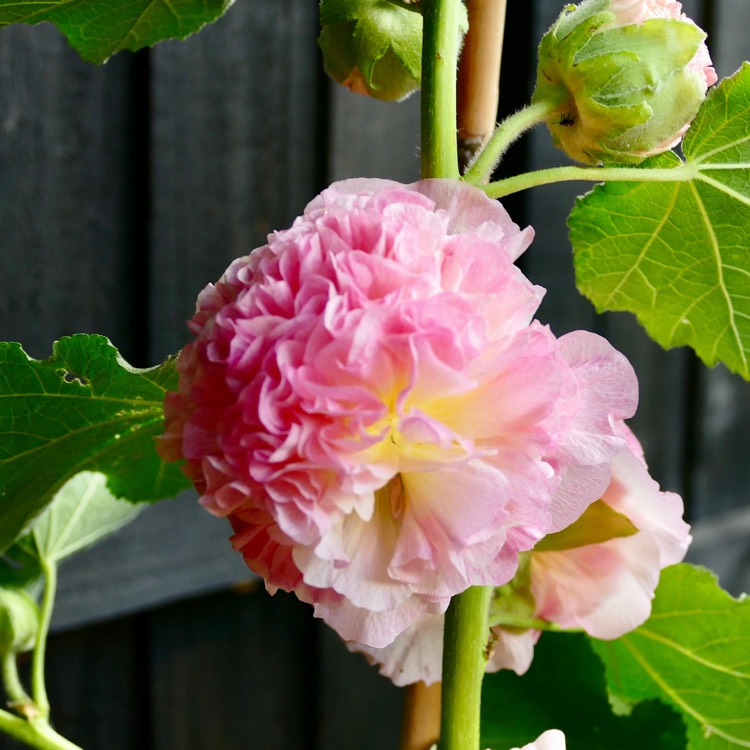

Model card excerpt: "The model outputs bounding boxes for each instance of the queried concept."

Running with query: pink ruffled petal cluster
[350,424,689,685]
[161,178,637,649]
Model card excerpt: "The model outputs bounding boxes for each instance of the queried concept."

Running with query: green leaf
[592,564,750,750]
[0,0,235,64]
[570,64,750,379]
[481,631,687,750]
[0,335,189,554]
[31,471,141,563]
[0,537,42,591]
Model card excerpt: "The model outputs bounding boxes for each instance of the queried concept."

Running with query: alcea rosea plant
[1,0,750,749]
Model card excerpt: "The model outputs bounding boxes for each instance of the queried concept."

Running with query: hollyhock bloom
[161,178,637,649]
[349,424,688,684]
[531,423,691,637]
[513,730,566,750]
[533,0,717,164]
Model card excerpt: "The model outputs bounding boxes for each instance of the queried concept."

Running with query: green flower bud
[0,588,39,656]
[533,0,717,164]
[318,0,468,102]
[318,0,423,102]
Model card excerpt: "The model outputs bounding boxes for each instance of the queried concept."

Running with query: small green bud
[533,0,717,164]
[318,0,468,102]
[0,588,39,656]
[318,0,423,102]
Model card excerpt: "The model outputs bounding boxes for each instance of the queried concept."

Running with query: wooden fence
[0,1,748,747]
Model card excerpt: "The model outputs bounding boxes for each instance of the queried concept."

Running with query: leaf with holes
[570,63,750,379]
[0,335,189,554]
[0,0,235,64]
[592,564,750,750]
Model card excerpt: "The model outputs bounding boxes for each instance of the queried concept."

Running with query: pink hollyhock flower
[161,178,637,648]
[349,424,688,684]
[513,730,566,750]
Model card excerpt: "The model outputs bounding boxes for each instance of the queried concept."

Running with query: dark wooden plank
[42,619,142,749]
[315,627,404,750]
[52,492,250,631]
[46,0,325,629]
[149,0,323,362]
[0,24,137,362]
[328,87,421,181]
[149,586,315,750]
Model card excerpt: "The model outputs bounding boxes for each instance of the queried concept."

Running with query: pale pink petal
[532,435,690,639]
[513,729,567,750]
[348,614,446,686]
[487,627,540,676]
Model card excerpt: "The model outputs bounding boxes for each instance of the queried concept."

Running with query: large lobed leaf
[481,631,686,750]
[0,0,235,63]
[592,564,750,750]
[31,471,141,564]
[0,335,189,554]
[571,63,750,379]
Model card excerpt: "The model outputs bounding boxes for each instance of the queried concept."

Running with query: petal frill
[314,589,448,648]
[348,613,446,686]
[393,463,519,595]
[532,440,690,639]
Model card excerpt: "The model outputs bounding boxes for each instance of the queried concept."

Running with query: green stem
[0,709,82,750]
[32,558,57,718]
[421,0,463,179]
[486,614,569,632]
[482,162,696,198]
[463,101,553,183]
[439,586,492,750]
[2,652,33,709]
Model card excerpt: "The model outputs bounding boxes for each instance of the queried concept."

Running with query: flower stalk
[482,162,697,199]
[421,0,463,179]
[439,586,492,750]
[463,101,553,184]
[32,558,57,718]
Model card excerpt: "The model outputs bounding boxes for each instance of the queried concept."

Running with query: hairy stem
[482,162,696,198]
[439,586,492,750]
[463,101,553,184]
[421,0,463,178]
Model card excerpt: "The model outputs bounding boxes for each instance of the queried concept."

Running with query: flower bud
[318,0,424,102]
[0,588,38,656]
[532,0,717,164]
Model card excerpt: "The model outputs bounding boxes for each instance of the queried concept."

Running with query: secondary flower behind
[350,424,690,685]
[160,179,637,649]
